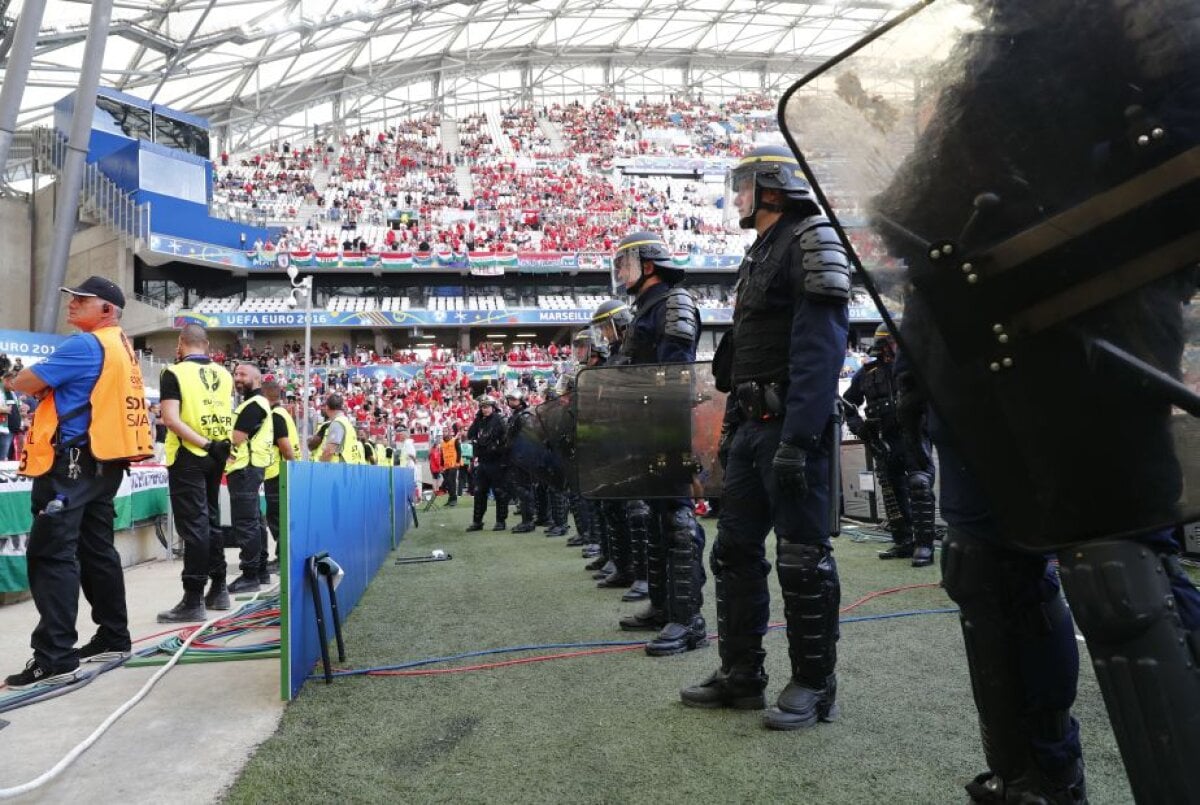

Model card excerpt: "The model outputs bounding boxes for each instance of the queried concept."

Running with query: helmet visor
[724,165,758,233]
[612,248,642,294]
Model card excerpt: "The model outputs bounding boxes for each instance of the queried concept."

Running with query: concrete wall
[29,182,137,334]
[0,196,32,331]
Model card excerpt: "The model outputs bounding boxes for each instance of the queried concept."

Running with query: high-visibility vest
[20,326,153,477]
[317,413,363,463]
[440,439,460,469]
[228,395,273,471]
[265,404,298,480]
[162,360,233,467]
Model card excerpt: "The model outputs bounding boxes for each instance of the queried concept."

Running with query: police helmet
[726,144,819,229]
[572,329,592,362]
[868,322,896,359]
[476,394,496,408]
[613,230,684,294]
[505,387,526,405]
[589,299,633,352]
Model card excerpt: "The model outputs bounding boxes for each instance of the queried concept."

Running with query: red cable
[366,644,642,676]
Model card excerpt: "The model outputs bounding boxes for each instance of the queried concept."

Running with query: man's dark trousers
[260,475,281,569]
[27,451,129,671]
[227,465,266,576]
[169,449,226,592]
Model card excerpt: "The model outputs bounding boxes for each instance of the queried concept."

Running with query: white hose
[0,590,266,800]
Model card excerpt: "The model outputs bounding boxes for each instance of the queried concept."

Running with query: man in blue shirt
[4,277,136,689]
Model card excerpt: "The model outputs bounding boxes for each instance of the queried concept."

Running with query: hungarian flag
[672,251,691,267]
[495,253,519,268]
[341,251,366,268]
[380,251,412,270]
[469,251,503,276]
[289,249,314,267]
[315,251,340,268]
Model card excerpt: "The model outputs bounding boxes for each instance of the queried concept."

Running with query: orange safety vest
[20,326,154,477]
[440,439,460,469]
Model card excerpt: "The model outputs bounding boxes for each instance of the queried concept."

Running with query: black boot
[492,521,507,531]
[597,571,634,589]
[878,541,914,560]
[911,545,935,567]
[681,646,768,710]
[205,578,231,611]
[584,555,608,572]
[228,574,261,594]
[466,522,484,532]
[647,508,707,656]
[511,521,536,534]
[158,589,207,623]
[965,758,1087,805]
[763,674,839,730]
[766,542,840,730]
[645,614,708,656]
[619,603,667,631]
[908,470,937,568]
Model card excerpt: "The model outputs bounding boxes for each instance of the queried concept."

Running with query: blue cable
[315,608,960,680]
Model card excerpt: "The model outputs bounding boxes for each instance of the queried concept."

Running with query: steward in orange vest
[3,277,148,689]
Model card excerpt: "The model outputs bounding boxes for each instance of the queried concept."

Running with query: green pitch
[228,496,1139,804]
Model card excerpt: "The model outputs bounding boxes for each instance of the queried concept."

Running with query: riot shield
[574,362,724,499]
[534,392,577,489]
[779,1,1200,550]
[504,400,569,490]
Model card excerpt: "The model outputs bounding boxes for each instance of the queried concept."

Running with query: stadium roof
[2,0,903,150]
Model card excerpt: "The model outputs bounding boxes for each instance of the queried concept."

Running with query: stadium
[0,1,1198,803]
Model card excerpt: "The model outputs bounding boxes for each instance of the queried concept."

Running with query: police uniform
[467,401,510,530]
[160,357,234,612]
[614,276,707,656]
[226,389,274,591]
[682,146,850,728]
[503,394,537,532]
[9,282,152,685]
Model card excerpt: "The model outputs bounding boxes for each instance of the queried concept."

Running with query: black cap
[60,276,125,309]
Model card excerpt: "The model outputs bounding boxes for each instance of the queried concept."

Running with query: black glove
[207,439,232,465]
[772,442,809,498]
[717,425,736,469]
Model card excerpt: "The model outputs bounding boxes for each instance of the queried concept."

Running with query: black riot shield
[505,398,573,490]
[779,1,1200,551]
[574,362,724,499]
[534,392,577,489]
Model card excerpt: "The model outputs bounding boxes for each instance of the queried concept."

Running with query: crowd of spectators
[215,94,784,256]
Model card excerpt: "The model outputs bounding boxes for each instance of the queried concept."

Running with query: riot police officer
[467,396,509,531]
[681,144,850,728]
[842,325,934,567]
[582,301,636,582]
[563,330,598,550]
[503,388,537,533]
[609,231,707,656]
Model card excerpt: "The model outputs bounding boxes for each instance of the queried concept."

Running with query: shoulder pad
[793,217,851,303]
[664,287,699,343]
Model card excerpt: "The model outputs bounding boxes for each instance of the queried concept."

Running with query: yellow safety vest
[228,394,273,471]
[265,404,299,480]
[162,360,233,467]
[317,413,363,464]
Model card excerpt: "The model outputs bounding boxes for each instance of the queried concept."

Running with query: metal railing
[31,126,150,251]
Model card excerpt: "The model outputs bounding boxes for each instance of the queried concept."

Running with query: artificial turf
[225,496,1135,804]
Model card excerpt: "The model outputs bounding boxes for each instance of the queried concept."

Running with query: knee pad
[1058,538,1200,803]
[907,471,933,501]
[776,542,838,596]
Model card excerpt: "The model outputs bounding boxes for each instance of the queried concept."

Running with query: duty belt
[735,380,786,422]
